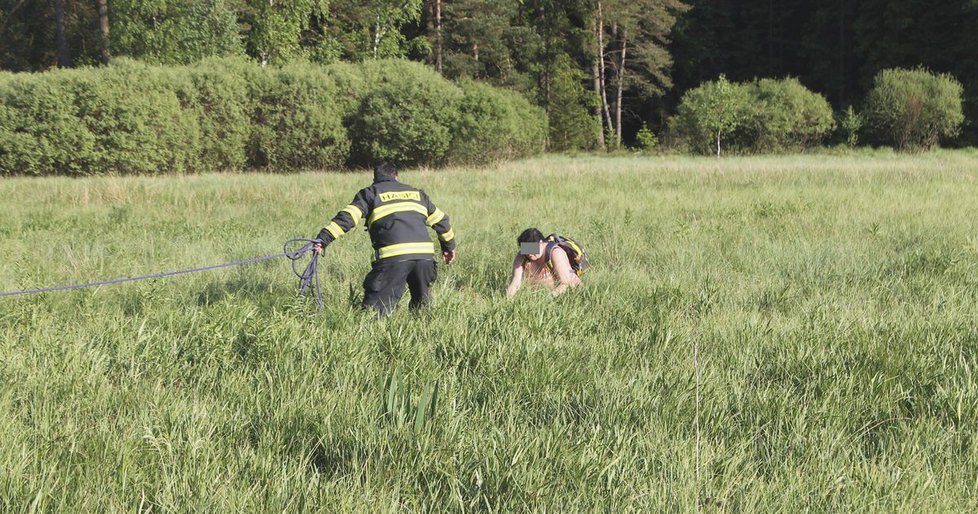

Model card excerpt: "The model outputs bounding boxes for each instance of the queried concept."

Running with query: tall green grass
[2,153,978,511]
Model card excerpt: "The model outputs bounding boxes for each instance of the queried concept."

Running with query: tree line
[2,0,977,150]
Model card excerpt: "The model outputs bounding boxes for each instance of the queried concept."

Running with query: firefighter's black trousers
[362,258,437,316]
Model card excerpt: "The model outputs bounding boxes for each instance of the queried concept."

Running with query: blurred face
[520,241,544,261]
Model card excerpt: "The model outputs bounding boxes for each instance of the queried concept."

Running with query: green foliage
[440,0,522,80]
[547,55,601,152]
[0,72,94,176]
[748,77,836,151]
[350,63,463,167]
[76,59,200,174]
[436,0,542,104]
[318,60,375,118]
[839,105,863,148]
[863,67,965,151]
[634,122,659,151]
[177,57,255,171]
[110,0,243,65]
[361,0,425,59]
[668,74,751,155]
[241,0,330,64]
[249,63,350,169]
[0,60,198,176]
[449,80,548,164]
[318,0,425,61]
[0,58,547,175]
[351,58,447,105]
[342,61,548,166]
[668,76,835,155]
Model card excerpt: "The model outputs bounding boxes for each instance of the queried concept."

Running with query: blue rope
[0,238,324,309]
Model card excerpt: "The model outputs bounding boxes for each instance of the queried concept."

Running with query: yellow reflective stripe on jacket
[377,242,435,259]
[368,202,428,225]
[426,208,446,226]
[342,205,363,225]
[324,221,344,239]
[439,228,455,242]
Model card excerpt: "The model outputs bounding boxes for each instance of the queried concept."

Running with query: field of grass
[2,152,978,511]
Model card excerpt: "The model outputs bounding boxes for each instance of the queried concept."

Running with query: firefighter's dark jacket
[316,176,456,261]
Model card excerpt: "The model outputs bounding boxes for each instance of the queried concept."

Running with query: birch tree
[322,0,422,60]
[595,0,687,148]
[240,0,329,65]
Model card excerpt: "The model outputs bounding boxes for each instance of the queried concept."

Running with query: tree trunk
[54,0,69,67]
[373,21,381,58]
[543,70,551,110]
[597,0,613,141]
[426,0,435,65]
[591,6,605,150]
[542,36,551,109]
[717,130,721,157]
[435,0,443,73]
[592,59,606,150]
[97,0,110,64]
[615,27,627,149]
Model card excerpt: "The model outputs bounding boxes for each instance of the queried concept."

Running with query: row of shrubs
[0,58,548,176]
[667,68,965,155]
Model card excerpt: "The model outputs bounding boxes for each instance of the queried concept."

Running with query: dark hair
[374,162,398,181]
[517,227,544,245]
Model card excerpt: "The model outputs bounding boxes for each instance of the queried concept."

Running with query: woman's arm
[550,247,581,297]
[505,254,525,298]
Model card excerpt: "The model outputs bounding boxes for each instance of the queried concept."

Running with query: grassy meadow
[2,152,978,511]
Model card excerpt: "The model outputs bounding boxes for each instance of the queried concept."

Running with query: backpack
[543,233,590,277]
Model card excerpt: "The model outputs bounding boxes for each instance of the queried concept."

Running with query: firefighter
[312,162,456,316]
[505,227,584,298]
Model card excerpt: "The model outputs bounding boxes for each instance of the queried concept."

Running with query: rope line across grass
[0,238,324,308]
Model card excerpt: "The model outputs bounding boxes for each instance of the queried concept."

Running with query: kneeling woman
[506,227,584,298]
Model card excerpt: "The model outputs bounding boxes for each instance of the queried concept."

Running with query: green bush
[0,57,547,175]
[331,59,449,117]
[0,72,96,176]
[249,63,350,170]
[667,75,752,156]
[748,77,835,151]
[449,80,548,164]
[863,67,964,150]
[668,76,835,155]
[634,123,658,152]
[0,60,198,175]
[350,64,463,167]
[321,61,371,119]
[79,59,200,174]
[838,105,863,148]
[180,57,253,171]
